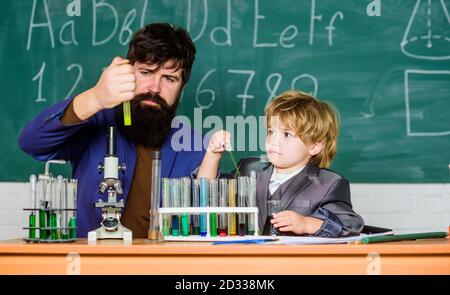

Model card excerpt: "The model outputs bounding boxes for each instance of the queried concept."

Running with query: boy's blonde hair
[265,90,339,168]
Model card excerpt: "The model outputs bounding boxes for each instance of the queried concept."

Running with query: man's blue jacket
[18,97,206,237]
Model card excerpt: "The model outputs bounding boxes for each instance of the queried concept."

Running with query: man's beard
[116,92,178,148]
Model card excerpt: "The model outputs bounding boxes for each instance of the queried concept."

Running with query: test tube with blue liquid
[192,179,200,235]
[199,178,208,237]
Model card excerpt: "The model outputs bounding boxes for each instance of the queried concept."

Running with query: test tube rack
[158,206,259,241]
[23,207,77,243]
[23,160,77,243]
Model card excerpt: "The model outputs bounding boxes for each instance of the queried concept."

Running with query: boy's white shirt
[269,166,305,195]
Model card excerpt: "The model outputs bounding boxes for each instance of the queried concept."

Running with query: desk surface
[1,238,449,274]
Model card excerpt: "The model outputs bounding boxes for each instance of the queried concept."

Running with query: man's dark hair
[126,23,196,84]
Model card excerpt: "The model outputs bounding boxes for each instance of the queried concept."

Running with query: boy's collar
[263,162,320,177]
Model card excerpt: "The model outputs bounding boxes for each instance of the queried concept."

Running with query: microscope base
[88,225,132,243]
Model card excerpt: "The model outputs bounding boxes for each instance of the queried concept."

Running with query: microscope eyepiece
[107,126,116,156]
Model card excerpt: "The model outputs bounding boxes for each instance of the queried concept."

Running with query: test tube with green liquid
[208,179,218,237]
[68,179,77,239]
[38,179,47,240]
[50,176,58,240]
[61,177,68,240]
[44,177,54,239]
[56,175,65,240]
[123,101,131,126]
[181,177,191,236]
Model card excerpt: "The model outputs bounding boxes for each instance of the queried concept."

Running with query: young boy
[197,90,364,237]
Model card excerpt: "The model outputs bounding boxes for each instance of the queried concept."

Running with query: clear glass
[218,178,228,236]
[148,155,162,240]
[267,200,281,236]
[161,178,171,236]
[237,177,248,236]
[247,171,257,234]
[227,179,237,235]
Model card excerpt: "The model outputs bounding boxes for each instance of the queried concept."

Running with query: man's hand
[271,210,324,235]
[91,56,136,109]
[73,57,136,121]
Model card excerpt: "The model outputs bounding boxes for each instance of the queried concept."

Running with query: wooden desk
[0,238,449,274]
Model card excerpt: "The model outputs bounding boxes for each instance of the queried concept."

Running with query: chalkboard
[1,0,449,182]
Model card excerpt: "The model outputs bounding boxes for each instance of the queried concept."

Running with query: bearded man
[19,23,205,238]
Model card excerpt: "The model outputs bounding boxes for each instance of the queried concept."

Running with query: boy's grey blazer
[234,157,364,237]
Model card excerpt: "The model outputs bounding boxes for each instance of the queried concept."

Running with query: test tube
[38,177,47,240]
[170,178,181,236]
[68,179,77,239]
[181,177,191,236]
[209,179,218,237]
[199,178,208,237]
[123,101,132,126]
[59,177,68,240]
[227,179,237,235]
[148,151,163,241]
[266,200,281,236]
[237,177,248,236]
[28,175,37,240]
[56,175,66,240]
[247,171,257,235]
[55,176,64,240]
[161,178,171,236]
[218,178,228,237]
[192,179,200,235]
[49,176,58,240]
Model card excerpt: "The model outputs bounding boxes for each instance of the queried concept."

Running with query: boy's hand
[207,130,231,154]
[197,130,231,179]
[271,210,324,235]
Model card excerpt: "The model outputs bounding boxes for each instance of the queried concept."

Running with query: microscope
[88,126,132,243]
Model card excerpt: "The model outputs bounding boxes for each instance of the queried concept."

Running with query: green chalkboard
[1,0,449,182]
